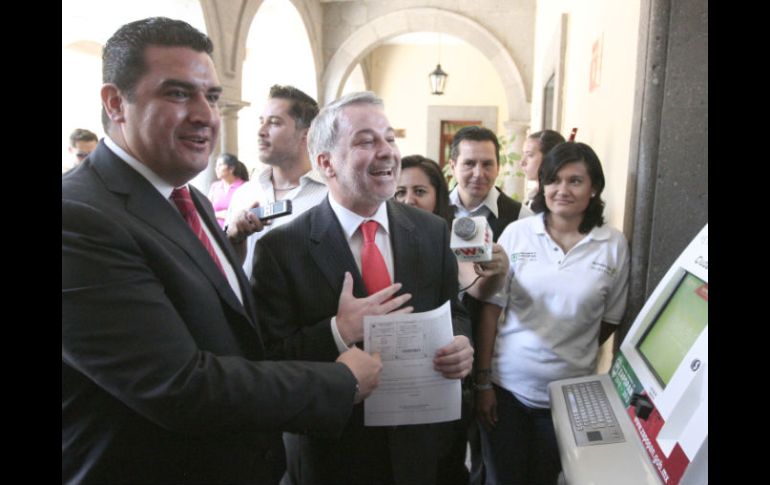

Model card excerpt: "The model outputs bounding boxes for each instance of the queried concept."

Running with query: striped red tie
[360,220,391,295]
[170,187,226,276]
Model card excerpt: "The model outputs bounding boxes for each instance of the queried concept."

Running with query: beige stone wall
[532,0,641,233]
[367,43,509,159]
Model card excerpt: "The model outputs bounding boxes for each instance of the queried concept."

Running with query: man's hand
[472,243,509,278]
[336,272,413,345]
[336,348,383,403]
[464,243,509,300]
[433,335,474,379]
[226,202,267,245]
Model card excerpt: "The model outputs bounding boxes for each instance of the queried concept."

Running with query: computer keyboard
[562,380,625,446]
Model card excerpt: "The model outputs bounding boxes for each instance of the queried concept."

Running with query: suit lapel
[188,186,257,326]
[309,199,367,297]
[387,201,421,291]
[92,144,252,325]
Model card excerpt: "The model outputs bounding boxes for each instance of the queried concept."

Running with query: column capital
[503,119,530,135]
[219,98,250,117]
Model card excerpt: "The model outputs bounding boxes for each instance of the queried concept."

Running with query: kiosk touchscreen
[549,224,707,485]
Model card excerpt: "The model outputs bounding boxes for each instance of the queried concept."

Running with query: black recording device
[250,200,293,221]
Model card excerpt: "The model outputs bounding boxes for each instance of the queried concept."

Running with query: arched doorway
[321,7,528,122]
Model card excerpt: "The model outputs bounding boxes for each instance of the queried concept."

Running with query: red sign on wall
[590,35,603,92]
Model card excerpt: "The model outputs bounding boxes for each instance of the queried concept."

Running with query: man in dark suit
[252,91,474,485]
[443,125,531,485]
[62,17,382,485]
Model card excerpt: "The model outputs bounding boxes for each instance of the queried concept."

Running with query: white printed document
[363,300,461,426]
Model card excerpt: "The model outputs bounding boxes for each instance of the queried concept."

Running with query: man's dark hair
[449,125,500,164]
[101,17,214,130]
[268,85,319,130]
[69,128,98,148]
[531,141,606,233]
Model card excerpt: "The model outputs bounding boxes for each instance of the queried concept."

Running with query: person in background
[520,129,566,206]
[395,152,510,485]
[208,152,249,227]
[225,85,327,281]
[475,141,630,485]
[66,128,99,172]
[395,154,508,299]
[394,155,453,226]
[444,125,533,485]
[252,91,474,485]
[62,17,382,484]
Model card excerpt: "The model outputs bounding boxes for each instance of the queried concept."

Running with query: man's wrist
[474,382,493,391]
[473,368,492,391]
[474,368,492,379]
[224,225,247,245]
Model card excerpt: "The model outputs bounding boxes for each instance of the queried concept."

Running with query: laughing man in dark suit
[252,92,474,485]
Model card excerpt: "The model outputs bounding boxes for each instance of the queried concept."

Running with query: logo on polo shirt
[591,261,617,276]
[511,252,537,263]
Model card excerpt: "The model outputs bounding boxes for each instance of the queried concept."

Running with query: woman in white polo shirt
[473,141,629,485]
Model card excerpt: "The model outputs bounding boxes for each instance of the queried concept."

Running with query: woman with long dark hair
[521,129,566,206]
[394,155,453,226]
[474,142,630,485]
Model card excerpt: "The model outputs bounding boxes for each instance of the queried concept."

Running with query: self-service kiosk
[549,224,708,485]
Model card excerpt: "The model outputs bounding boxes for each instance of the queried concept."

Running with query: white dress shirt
[104,137,244,303]
[327,195,394,352]
[226,166,328,280]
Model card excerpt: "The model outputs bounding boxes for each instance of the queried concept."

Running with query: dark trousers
[436,385,473,485]
[478,385,561,485]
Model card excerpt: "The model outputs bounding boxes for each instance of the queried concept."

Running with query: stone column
[189,97,249,193]
[219,98,250,156]
[500,119,530,201]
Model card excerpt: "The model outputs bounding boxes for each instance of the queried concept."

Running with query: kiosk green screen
[637,272,708,387]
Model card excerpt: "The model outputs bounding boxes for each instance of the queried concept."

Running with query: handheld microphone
[450,216,493,262]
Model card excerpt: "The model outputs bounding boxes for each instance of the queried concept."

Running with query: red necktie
[360,220,391,294]
[170,187,226,276]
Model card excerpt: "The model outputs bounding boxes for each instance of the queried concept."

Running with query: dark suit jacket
[62,142,357,485]
[252,198,471,485]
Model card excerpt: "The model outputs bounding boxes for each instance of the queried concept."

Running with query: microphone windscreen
[450,216,493,262]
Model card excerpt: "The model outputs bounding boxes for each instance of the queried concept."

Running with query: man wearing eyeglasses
[68,128,99,167]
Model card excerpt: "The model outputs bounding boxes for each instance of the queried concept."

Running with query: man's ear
[317,152,335,178]
[101,84,125,123]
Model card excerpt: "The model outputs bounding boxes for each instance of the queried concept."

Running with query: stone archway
[320,7,529,122]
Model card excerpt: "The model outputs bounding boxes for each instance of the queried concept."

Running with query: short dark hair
[69,128,98,148]
[101,17,214,131]
[399,155,453,227]
[528,129,565,157]
[217,153,249,181]
[449,126,500,165]
[269,85,319,130]
[531,142,606,233]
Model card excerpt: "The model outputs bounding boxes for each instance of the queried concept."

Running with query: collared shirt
[449,187,535,220]
[327,195,394,353]
[226,166,328,280]
[450,186,534,221]
[486,213,629,408]
[449,186,500,220]
[104,137,244,303]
